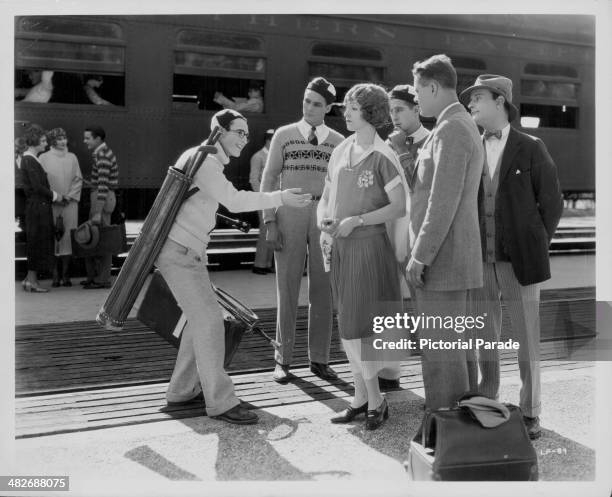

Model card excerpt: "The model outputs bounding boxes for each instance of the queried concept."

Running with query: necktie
[308,126,318,146]
[406,136,414,146]
[484,130,502,140]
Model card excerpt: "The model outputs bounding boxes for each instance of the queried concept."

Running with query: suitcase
[137,270,250,369]
[406,395,538,481]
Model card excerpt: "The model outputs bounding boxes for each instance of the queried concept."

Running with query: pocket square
[515,169,521,175]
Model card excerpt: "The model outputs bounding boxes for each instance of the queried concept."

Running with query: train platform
[7,247,611,495]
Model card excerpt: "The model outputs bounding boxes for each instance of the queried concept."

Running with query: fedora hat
[74,221,100,250]
[459,74,519,122]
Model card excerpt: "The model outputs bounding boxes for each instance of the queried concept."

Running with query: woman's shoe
[23,281,49,293]
[330,402,368,424]
[365,398,389,430]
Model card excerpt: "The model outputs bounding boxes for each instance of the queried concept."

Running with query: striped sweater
[91,142,119,201]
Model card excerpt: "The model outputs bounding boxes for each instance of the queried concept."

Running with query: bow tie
[484,130,502,140]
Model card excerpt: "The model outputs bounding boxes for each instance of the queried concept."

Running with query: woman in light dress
[318,83,409,430]
[40,128,83,286]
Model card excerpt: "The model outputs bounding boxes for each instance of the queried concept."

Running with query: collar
[437,101,462,123]
[338,132,392,168]
[207,139,230,165]
[93,142,106,155]
[297,119,330,143]
[408,125,429,143]
[23,150,40,162]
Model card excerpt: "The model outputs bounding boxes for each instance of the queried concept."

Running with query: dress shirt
[296,119,330,144]
[484,124,510,178]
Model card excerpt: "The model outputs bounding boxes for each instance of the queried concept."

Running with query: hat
[264,128,275,139]
[211,109,246,131]
[74,221,100,249]
[458,396,511,428]
[388,84,417,106]
[459,74,518,122]
[307,77,336,104]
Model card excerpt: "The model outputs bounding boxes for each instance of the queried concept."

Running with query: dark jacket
[478,127,563,286]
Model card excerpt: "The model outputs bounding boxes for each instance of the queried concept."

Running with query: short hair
[47,127,67,147]
[344,83,390,128]
[85,125,106,141]
[23,124,46,147]
[412,54,457,90]
[211,109,246,131]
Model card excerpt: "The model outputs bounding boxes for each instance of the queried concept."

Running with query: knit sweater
[91,142,118,201]
[260,122,343,223]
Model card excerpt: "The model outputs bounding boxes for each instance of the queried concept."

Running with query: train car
[14,14,595,222]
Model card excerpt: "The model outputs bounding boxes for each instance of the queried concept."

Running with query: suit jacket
[409,102,484,291]
[479,127,563,286]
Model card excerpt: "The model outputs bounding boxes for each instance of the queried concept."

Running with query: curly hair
[23,124,46,147]
[47,127,67,147]
[344,83,390,128]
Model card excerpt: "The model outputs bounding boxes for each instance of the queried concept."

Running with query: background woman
[20,124,64,292]
[317,83,409,430]
[40,128,83,286]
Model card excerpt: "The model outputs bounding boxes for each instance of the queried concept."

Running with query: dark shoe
[378,377,401,391]
[80,279,94,286]
[166,392,205,407]
[212,404,259,425]
[84,281,112,289]
[51,280,61,288]
[252,267,268,275]
[310,362,338,381]
[273,362,291,384]
[366,398,389,431]
[331,403,368,424]
[523,416,542,440]
[61,279,72,287]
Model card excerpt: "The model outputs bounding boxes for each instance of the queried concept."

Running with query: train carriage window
[173,29,266,112]
[520,62,579,129]
[447,55,487,96]
[15,17,125,106]
[308,43,385,116]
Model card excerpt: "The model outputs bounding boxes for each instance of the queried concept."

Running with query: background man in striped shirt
[82,125,118,289]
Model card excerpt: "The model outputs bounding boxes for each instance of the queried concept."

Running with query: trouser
[467,261,541,417]
[274,202,333,365]
[156,239,240,417]
[85,190,116,284]
[414,288,470,410]
[253,211,273,269]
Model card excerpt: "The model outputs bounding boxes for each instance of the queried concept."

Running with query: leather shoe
[331,402,368,423]
[252,266,268,275]
[166,392,205,407]
[212,404,258,425]
[523,416,542,440]
[80,279,94,286]
[365,397,389,431]
[273,363,291,384]
[84,281,112,289]
[310,362,338,381]
[378,377,401,391]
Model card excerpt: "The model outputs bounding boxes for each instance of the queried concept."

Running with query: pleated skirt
[331,228,403,378]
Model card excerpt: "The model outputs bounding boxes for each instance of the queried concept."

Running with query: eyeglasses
[228,129,249,141]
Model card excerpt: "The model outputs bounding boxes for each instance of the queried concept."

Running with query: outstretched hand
[281,188,312,208]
